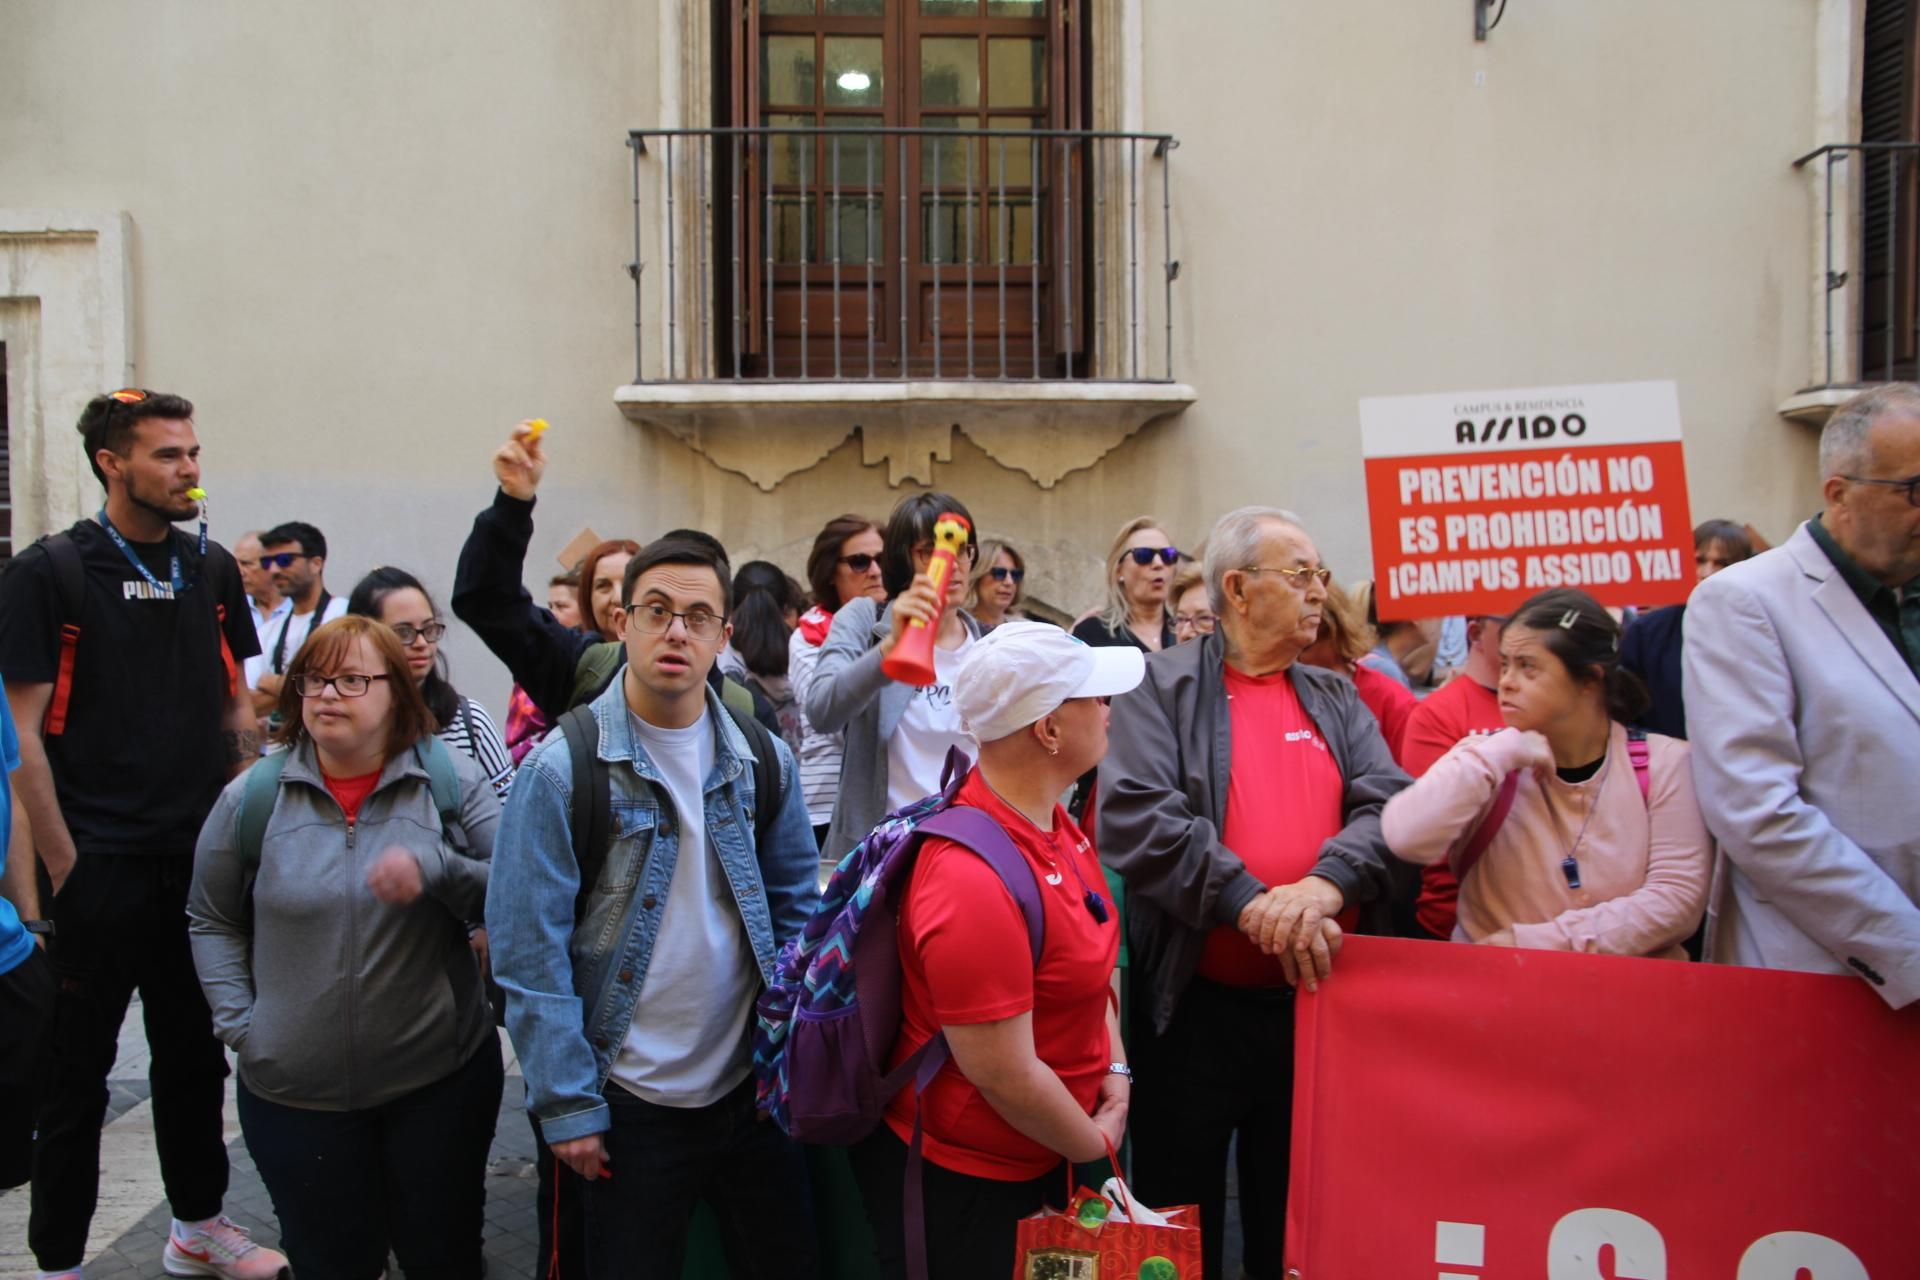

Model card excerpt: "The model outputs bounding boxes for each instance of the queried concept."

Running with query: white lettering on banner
[1387,548,1683,599]
[1437,1218,1868,1279]
[1396,456,1606,505]
[1439,502,1667,552]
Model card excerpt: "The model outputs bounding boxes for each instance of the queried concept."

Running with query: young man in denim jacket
[487,536,820,1279]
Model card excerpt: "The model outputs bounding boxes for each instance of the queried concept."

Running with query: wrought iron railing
[1795,141,1920,389]
[625,125,1180,384]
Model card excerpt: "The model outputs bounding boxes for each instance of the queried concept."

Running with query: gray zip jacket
[803,595,982,859]
[188,739,502,1111]
[1096,632,1410,1035]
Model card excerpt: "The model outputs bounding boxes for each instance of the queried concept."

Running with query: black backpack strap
[558,704,611,924]
[36,533,86,736]
[723,702,784,848]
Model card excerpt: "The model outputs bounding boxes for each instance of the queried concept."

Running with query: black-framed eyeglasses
[624,602,727,639]
[261,552,306,569]
[838,553,879,573]
[294,673,390,698]
[988,566,1026,583]
[1126,547,1180,567]
[1243,565,1333,590]
[1843,473,1920,508]
[390,621,447,646]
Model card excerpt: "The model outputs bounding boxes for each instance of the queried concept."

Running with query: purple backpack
[752,750,1043,1275]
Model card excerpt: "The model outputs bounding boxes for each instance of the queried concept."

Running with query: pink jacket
[1380,724,1710,958]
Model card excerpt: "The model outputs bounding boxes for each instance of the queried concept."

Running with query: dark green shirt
[1807,513,1920,684]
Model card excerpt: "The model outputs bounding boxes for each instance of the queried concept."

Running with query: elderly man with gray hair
[1097,505,1407,1279]
[1684,383,1920,1006]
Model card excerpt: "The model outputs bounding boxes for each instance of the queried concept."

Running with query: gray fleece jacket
[188,739,501,1111]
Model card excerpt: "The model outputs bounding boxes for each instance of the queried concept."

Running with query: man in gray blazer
[1683,383,1920,1007]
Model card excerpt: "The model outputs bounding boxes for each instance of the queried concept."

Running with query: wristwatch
[1106,1062,1132,1081]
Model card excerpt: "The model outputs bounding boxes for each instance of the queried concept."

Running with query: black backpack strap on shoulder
[37,533,86,737]
[558,704,610,923]
[724,702,784,848]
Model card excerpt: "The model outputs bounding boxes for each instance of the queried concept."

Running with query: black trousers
[238,1040,504,1280]
[30,853,230,1271]
[848,1124,1065,1280]
[584,1077,817,1280]
[1,947,55,1189]
[1129,976,1297,1280]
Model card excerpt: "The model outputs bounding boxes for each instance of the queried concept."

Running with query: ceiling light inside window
[837,70,872,93]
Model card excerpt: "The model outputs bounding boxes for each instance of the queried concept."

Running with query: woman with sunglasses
[806,494,984,859]
[348,566,514,800]
[787,515,886,847]
[1380,589,1711,957]
[189,616,503,1280]
[963,540,1028,632]
[1073,517,1179,654]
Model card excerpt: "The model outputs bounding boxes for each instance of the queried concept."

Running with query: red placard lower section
[1364,441,1695,620]
[1284,937,1919,1278]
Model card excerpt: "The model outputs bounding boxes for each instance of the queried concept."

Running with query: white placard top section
[1360,380,1682,459]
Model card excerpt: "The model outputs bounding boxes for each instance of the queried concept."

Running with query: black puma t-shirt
[0,519,259,856]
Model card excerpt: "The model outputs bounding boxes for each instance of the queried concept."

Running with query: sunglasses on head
[988,566,1025,583]
[838,553,879,573]
[1126,547,1179,567]
[261,552,306,569]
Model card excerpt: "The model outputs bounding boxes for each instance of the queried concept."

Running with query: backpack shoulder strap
[235,750,292,871]
[913,805,1046,964]
[721,676,756,720]
[414,734,464,826]
[1450,771,1520,886]
[28,533,87,737]
[558,704,610,922]
[1626,727,1651,805]
[569,642,624,710]
[724,702,785,848]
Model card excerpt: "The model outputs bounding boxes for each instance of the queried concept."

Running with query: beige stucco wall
[2,0,1827,706]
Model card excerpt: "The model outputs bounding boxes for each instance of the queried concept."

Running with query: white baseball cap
[954,620,1146,744]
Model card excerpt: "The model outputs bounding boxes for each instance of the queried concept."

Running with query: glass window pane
[986,0,1044,15]
[921,0,978,14]
[825,0,884,12]
[922,197,983,264]
[921,116,980,189]
[828,195,882,264]
[762,35,817,107]
[987,37,1044,108]
[824,37,884,107]
[920,37,979,108]
[772,198,817,264]
[824,117,883,187]
[762,0,813,12]
[765,113,815,186]
[990,197,1042,264]
[986,119,1035,188]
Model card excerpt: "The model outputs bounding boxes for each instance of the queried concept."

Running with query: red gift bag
[1012,1159,1202,1280]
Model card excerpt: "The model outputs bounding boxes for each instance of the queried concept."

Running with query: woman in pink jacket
[1381,588,1710,958]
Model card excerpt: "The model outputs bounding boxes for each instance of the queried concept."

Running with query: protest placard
[1360,380,1695,620]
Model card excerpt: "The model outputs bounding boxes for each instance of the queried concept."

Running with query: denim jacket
[486,678,819,1142]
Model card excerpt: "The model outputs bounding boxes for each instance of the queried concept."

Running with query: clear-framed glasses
[1173,610,1216,633]
[390,621,447,646]
[1242,565,1333,590]
[293,673,389,698]
[625,602,727,639]
[1842,473,1920,508]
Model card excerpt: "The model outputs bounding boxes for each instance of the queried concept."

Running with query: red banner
[1285,937,1920,1278]
[1358,382,1696,621]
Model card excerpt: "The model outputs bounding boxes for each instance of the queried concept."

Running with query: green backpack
[234,736,466,871]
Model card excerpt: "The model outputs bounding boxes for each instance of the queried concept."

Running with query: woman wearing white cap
[849,621,1145,1280]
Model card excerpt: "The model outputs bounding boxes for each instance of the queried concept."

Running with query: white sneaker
[161,1217,290,1279]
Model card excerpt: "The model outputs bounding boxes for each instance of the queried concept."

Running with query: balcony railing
[625,125,1181,385]
[1795,141,1920,390]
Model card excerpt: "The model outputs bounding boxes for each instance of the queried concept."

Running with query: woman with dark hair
[1618,517,1758,739]
[1299,577,1417,765]
[188,616,502,1280]
[348,567,515,800]
[805,493,983,858]
[789,515,886,845]
[1380,588,1711,957]
[578,538,642,642]
[729,560,806,754]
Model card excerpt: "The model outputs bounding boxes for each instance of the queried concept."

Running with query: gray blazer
[1683,521,1920,1007]
[802,596,982,859]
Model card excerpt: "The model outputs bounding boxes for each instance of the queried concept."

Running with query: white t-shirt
[610,709,760,1107]
[885,634,976,810]
[263,595,348,676]
[246,597,292,690]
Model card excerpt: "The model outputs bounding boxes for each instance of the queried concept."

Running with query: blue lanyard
[98,508,205,595]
